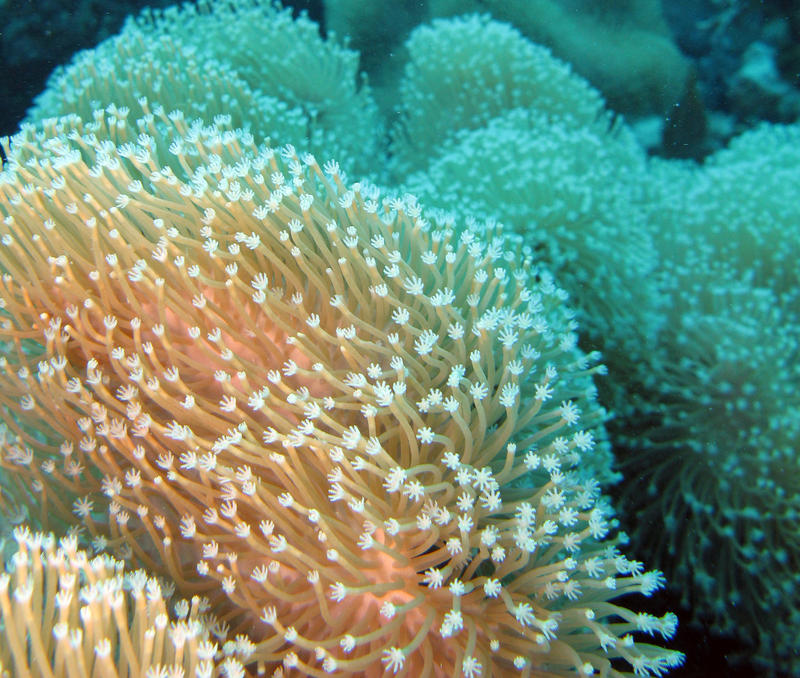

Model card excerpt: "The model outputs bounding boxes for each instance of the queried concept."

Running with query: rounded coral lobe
[0,111,680,677]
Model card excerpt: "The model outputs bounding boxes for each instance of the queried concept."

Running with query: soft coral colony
[0,110,680,676]
[0,2,687,678]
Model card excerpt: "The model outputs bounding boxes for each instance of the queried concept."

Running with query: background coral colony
[0,0,797,676]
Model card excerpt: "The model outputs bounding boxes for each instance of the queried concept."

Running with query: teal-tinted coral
[29,0,385,181]
[687,123,800,307]
[324,0,690,118]
[431,0,691,116]
[390,15,607,176]
[28,29,308,151]
[621,123,800,673]
[620,271,800,673]
[641,123,800,308]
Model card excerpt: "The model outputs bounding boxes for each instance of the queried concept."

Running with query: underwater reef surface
[1,1,799,677]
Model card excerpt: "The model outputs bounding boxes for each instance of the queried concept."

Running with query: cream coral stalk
[0,526,249,677]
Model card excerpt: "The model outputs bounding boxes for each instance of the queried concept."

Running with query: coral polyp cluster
[0,109,681,676]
